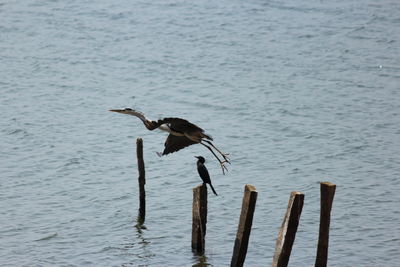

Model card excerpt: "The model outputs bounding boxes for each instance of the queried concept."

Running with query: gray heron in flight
[109,108,230,174]
[196,156,218,196]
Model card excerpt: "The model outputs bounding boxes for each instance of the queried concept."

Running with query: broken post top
[321,182,336,187]
[244,184,257,193]
[136,138,144,157]
[193,183,207,192]
[320,182,336,201]
[136,138,143,147]
[291,191,303,196]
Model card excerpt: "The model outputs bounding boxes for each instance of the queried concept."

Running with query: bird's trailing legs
[201,142,229,174]
[202,140,230,164]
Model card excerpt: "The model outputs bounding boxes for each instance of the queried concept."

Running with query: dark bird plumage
[109,108,230,174]
[196,156,218,196]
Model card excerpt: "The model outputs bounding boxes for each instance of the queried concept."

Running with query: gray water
[1,0,400,266]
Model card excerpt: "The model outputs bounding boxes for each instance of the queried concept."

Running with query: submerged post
[315,182,336,267]
[272,191,305,267]
[192,184,208,254]
[136,138,146,224]
[231,184,258,267]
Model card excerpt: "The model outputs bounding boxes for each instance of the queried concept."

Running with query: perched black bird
[109,108,230,174]
[196,156,218,196]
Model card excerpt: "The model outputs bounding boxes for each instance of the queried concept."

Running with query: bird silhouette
[196,156,218,196]
[109,108,230,174]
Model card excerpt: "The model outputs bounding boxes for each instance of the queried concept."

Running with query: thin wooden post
[315,182,336,267]
[231,184,258,267]
[192,184,208,254]
[136,138,145,224]
[272,191,305,267]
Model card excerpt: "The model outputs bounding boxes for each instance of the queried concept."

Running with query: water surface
[1,0,399,266]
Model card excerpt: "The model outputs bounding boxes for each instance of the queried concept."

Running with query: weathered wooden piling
[315,182,336,267]
[231,184,258,267]
[136,138,146,223]
[272,191,305,267]
[192,183,208,254]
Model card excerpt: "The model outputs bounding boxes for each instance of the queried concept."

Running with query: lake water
[1,0,399,266]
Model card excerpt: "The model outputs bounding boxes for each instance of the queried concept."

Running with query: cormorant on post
[195,156,218,196]
[109,108,230,174]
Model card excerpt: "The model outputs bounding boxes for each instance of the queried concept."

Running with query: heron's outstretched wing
[162,134,197,155]
[154,118,202,132]
[154,117,213,140]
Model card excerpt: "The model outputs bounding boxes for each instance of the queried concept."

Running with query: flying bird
[109,108,230,174]
[195,156,217,196]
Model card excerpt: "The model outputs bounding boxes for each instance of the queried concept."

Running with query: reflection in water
[134,219,151,252]
[121,218,153,266]
[192,254,211,267]
[135,216,148,231]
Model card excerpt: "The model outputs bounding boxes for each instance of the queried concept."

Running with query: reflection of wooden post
[272,191,304,267]
[192,184,208,254]
[136,138,145,223]
[315,182,336,267]
[231,184,258,267]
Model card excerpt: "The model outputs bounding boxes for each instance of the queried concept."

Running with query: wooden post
[272,191,305,267]
[315,182,336,267]
[231,184,258,267]
[192,184,208,254]
[136,138,146,224]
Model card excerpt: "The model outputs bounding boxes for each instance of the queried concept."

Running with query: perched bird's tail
[209,183,218,196]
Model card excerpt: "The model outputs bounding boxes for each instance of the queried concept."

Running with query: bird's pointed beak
[109,109,125,114]
[109,109,136,115]
[195,156,200,159]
